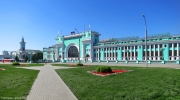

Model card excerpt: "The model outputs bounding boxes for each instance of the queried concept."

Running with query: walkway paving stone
[20,63,78,100]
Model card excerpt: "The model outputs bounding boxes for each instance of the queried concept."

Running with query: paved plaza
[17,63,78,100]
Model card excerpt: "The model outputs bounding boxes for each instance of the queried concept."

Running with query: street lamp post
[143,14,148,67]
[75,28,81,63]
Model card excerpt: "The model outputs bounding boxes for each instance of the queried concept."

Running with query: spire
[22,37,24,42]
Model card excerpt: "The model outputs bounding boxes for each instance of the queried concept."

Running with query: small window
[169,43,172,47]
[164,44,166,47]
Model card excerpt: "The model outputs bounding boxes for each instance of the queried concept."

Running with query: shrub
[96,67,101,72]
[76,63,83,66]
[96,66,112,73]
[12,62,20,66]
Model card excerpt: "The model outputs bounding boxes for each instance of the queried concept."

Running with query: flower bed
[88,70,129,76]
[0,68,5,70]
[71,64,76,66]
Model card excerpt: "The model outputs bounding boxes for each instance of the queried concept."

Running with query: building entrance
[68,46,79,57]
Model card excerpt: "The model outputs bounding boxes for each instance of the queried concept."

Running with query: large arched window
[68,46,79,57]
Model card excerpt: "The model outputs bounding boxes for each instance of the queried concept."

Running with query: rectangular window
[116,52,118,57]
[169,43,172,47]
[135,52,138,57]
[160,51,163,56]
[169,50,172,56]
[155,51,158,56]
[174,50,177,56]
[132,52,134,56]
[155,44,158,48]
[143,51,145,56]
[160,44,162,48]
[151,51,153,56]
[174,43,177,47]
[143,45,145,49]
[147,45,149,49]
[104,53,106,57]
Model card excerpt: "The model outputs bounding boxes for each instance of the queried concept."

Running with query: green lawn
[56,66,180,100]
[51,64,72,67]
[0,64,39,99]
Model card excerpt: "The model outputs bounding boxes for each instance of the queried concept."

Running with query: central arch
[68,46,79,57]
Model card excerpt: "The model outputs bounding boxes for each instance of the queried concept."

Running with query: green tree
[36,52,43,61]
[14,56,19,62]
[32,54,37,63]
[31,52,43,63]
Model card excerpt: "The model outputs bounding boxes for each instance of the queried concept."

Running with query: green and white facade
[43,31,180,63]
[43,30,100,62]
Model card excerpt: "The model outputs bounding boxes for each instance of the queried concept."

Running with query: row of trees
[14,52,43,63]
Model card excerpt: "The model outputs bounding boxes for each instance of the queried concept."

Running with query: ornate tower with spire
[20,37,26,52]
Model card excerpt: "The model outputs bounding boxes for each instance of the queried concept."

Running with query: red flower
[90,70,128,76]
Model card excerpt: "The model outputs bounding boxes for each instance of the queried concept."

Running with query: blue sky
[0,0,180,53]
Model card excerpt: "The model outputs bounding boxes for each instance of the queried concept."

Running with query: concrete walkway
[18,63,78,100]
[53,62,180,69]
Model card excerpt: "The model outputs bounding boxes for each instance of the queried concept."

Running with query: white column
[111,47,113,60]
[90,44,92,60]
[177,43,179,60]
[98,49,99,60]
[115,47,116,60]
[107,48,109,60]
[158,44,160,60]
[134,46,136,60]
[172,43,174,60]
[111,48,112,60]
[127,46,129,60]
[124,47,125,60]
[130,46,132,60]
[106,48,107,60]
[149,45,151,60]
[95,49,97,60]
[82,43,84,60]
[153,45,156,60]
